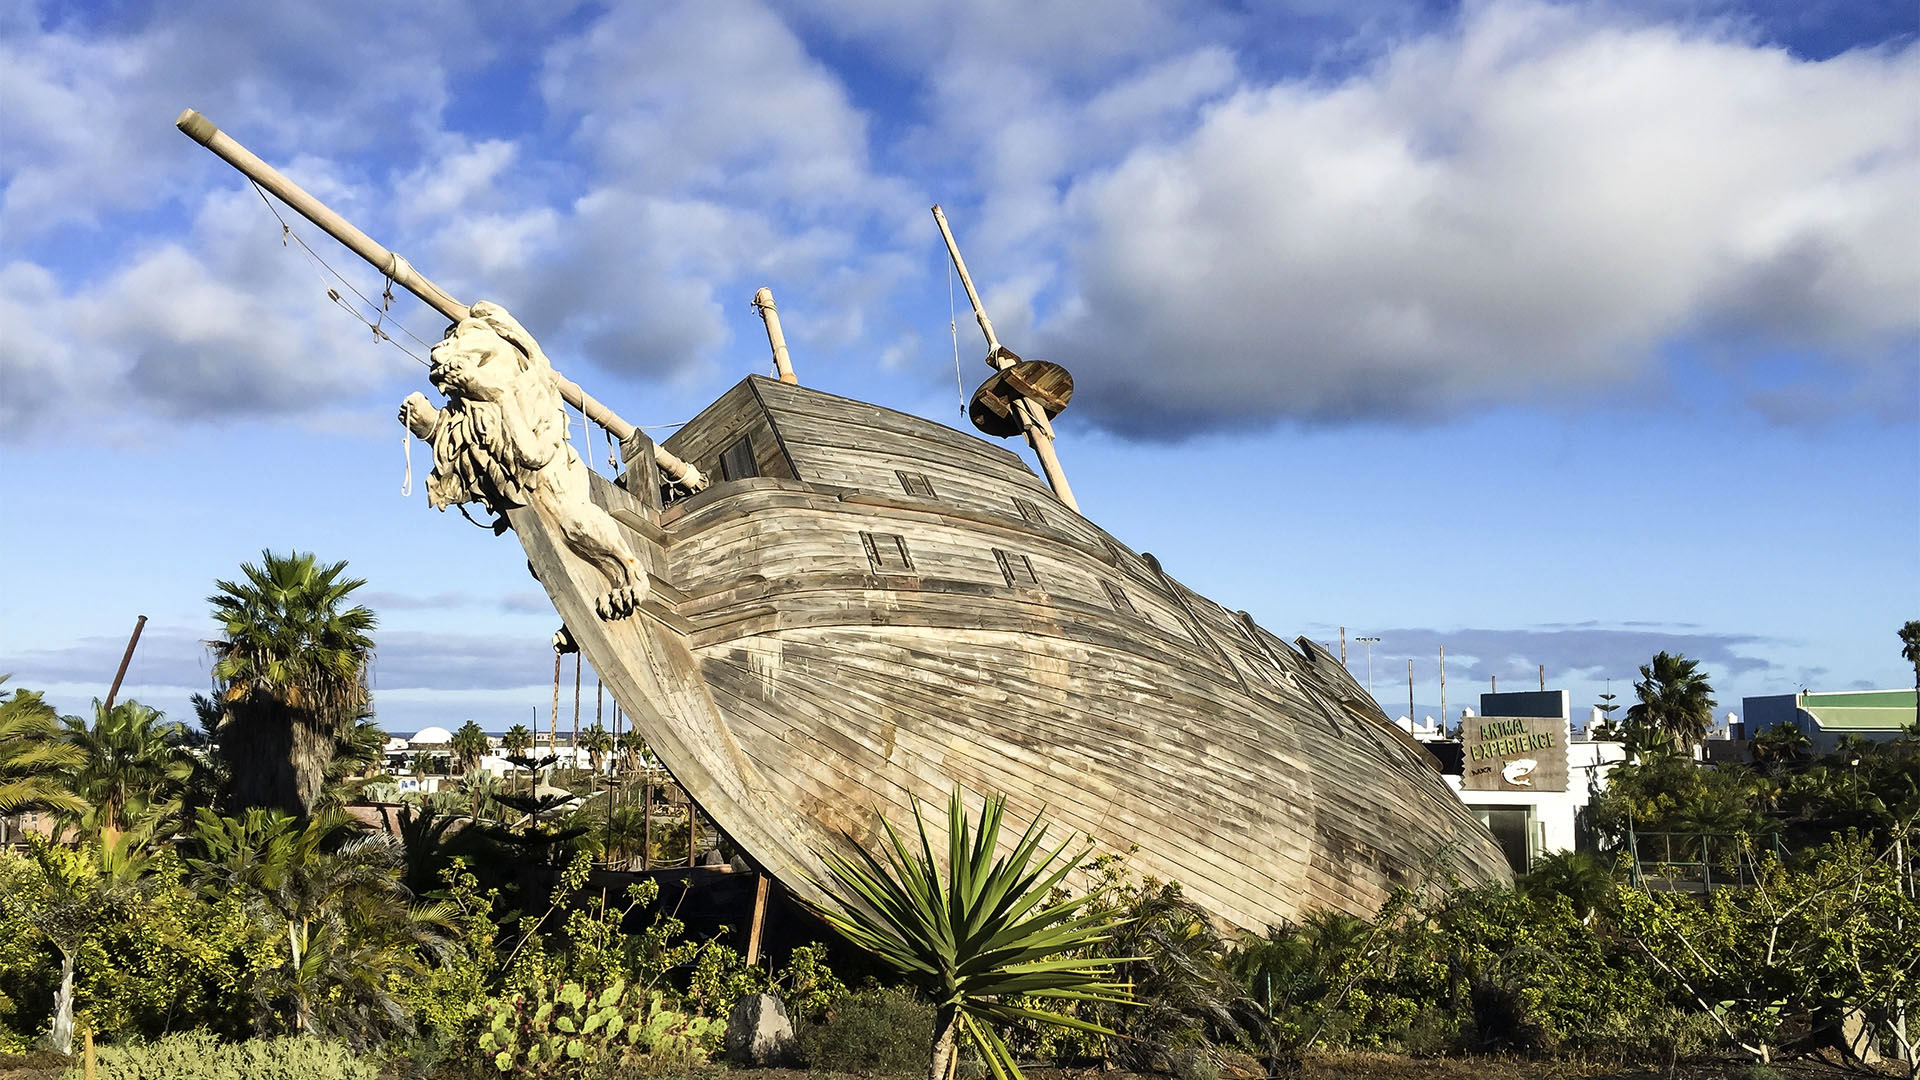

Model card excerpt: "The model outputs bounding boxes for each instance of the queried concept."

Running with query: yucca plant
[815,788,1137,1080]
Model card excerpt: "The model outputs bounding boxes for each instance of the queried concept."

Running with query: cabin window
[1013,497,1046,525]
[1103,581,1138,616]
[895,470,936,498]
[861,532,914,573]
[993,549,1038,588]
[718,434,758,482]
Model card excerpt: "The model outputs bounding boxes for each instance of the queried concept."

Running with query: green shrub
[71,1032,373,1080]
[771,943,847,1024]
[1615,1006,1724,1071]
[477,978,719,1077]
[683,943,762,1017]
[796,986,932,1074]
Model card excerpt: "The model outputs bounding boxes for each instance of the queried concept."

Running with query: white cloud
[1037,2,1919,432]
[0,0,511,239]
[394,139,521,228]
[5,0,1911,441]
[0,183,413,437]
[541,0,877,208]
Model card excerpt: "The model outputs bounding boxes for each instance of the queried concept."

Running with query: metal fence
[1624,829,1787,892]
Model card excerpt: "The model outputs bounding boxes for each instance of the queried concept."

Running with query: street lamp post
[1356,636,1381,696]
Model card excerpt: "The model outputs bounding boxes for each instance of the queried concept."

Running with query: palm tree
[615,732,646,779]
[187,807,456,1041]
[0,678,84,831]
[502,724,534,792]
[501,724,533,760]
[57,698,195,847]
[205,551,378,816]
[1900,621,1920,731]
[450,721,490,778]
[1626,651,1717,755]
[12,833,154,1053]
[578,723,613,781]
[1751,722,1812,771]
[1520,850,1618,923]
[601,803,648,866]
[815,789,1136,1080]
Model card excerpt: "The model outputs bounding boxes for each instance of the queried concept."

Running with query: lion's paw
[595,585,645,620]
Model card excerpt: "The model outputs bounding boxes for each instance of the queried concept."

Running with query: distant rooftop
[1799,689,1915,732]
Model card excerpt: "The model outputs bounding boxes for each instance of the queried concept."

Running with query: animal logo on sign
[1502,758,1538,786]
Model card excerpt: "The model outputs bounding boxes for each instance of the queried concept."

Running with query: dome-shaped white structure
[409,726,454,745]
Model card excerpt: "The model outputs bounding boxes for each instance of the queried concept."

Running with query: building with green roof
[1743,689,1918,753]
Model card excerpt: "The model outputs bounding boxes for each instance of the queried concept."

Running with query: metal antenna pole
[930,205,1079,512]
[1356,637,1380,696]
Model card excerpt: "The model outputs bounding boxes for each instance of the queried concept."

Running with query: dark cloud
[1,623,559,698]
[370,632,555,691]
[358,591,476,611]
[0,625,212,695]
[359,590,555,616]
[1351,625,1776,687]
[499,592,556,615]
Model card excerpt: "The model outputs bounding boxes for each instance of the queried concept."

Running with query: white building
[1412,690,1627,872]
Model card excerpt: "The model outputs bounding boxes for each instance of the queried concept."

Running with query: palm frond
[813,787,1139,1080]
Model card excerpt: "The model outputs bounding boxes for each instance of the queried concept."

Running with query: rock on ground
[726,992,796,1067]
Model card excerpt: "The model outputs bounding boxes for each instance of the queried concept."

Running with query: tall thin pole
[103,615,148,711]
[173,109,708,491]
[930,205,1079,511]
[549,653,561,754]
[1339,627,1347,666]
[1539,663,1546,692]
[1408,660,1416,732]
[571,654,581,780]
[1439,646,1447,738]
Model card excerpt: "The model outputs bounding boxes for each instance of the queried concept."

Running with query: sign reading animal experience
[1462,716,1568,792]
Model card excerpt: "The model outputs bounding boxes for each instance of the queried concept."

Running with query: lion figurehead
[420,301,572,510]
[404,300,647,620]
[429,301,558,408]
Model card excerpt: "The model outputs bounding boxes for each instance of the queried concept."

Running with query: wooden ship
[178,110,1512,931]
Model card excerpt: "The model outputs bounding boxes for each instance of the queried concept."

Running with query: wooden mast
[930,205,1079,512]
[174,108,706,492]
[751,288,798,384]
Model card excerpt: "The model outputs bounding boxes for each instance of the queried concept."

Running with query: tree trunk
[929,1004,960,1080]
[289,921,308,1034]
[50,951,75,1055]
[290,719,334,815]
[223,706,300,814]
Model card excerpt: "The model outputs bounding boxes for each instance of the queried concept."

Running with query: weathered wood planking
[509,375,1510,933]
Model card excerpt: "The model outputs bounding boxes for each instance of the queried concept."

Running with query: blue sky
[2,0,1915,737]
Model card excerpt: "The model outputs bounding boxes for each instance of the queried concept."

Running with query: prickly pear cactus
[477,978,722,1076]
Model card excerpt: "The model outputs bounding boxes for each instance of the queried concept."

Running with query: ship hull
[514,376,1510,929]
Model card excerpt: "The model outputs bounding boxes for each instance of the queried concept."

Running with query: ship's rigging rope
[247,181,434,365]
[244,179,705,489]
[946,249,966,415]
